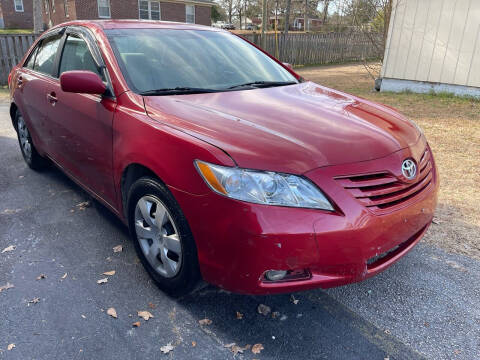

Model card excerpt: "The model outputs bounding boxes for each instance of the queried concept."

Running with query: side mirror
[282,62,293,71]
[60,70,106,95]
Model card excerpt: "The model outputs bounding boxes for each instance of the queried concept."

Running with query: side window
[24,45,39,69]
[33,35,62,76]
[59,34,105,81]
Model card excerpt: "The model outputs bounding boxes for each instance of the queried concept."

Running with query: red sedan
[8,20,438,296]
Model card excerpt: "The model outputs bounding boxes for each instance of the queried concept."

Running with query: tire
[15,110,48,171]
[127,177,201,297]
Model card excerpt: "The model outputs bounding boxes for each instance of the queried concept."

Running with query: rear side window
[33,35,62,76]
[59,34,104,80]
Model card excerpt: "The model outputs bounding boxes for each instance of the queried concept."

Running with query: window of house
[98,0,111,18]
[139,1,160,21]
[13,0,24,12]
[185,4,195,24]
[59,35,105,80]
[33,35,63,76]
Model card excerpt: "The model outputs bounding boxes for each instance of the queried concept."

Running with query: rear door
[47,27,117,205]
[13,32,64,153]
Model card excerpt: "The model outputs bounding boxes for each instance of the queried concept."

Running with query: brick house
[0,0,33,29]
[43,0,213,29]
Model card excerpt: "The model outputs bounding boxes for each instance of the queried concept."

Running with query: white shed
[380,0,480,97]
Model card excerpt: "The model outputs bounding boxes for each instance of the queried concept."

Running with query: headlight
[195,160,334,211]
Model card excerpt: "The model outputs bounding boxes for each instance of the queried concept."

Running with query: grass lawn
[0,29,33,34]
[296,63,480,259]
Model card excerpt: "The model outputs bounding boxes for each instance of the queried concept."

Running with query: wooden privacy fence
[242,32,382,66]
[0,32,381,85]
[0,34,36,85]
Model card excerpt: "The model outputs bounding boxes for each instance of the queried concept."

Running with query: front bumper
[170,141,439,295]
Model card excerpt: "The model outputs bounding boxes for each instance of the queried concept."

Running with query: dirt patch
[297,63,480,259]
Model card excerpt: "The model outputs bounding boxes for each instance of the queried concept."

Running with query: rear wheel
[127,177,201,297]
[15,111,47,170]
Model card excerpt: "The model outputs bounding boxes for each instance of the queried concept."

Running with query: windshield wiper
[139,87,219,96]
[227,81,297,90]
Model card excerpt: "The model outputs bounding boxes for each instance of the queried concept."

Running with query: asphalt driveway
[0,101,479,359]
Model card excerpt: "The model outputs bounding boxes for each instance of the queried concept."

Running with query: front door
[47,31,117,205]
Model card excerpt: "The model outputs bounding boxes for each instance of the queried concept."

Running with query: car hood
[144,82,420,174]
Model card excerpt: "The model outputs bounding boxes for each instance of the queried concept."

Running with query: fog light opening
[265,270,288,282]
[263,269,311,282]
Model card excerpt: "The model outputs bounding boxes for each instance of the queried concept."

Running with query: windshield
[106,28,298,94]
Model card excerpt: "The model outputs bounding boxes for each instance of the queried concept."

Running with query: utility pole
[261,0,267,49]
[33,0,43,34]
[304,0,308,32]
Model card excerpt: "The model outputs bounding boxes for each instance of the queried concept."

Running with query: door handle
[47,92,58,105]
[17,76,23,87]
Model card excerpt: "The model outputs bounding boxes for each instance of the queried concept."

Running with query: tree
[211,5,227,23]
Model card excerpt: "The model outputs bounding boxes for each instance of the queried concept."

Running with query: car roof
[52,19,223,32]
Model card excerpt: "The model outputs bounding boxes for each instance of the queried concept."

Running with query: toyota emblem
[402,159,417,180]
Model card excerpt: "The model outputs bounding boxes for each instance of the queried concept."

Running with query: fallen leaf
[148,302,156,309]
[198,318,212,325]
[290,295,299,305]
[2,245,16,253]
[229,344,250,355]
[103,270,115,276]
[61,273,67,279]
[271,311,280,319]
[7,343,15,351]
[453,349,461,355]
[138,310,154,321]
[76,201,91,210]
[252,343,264,354]
[160,343,174,354]
[257,304,271,316]
[29,297,40,303]
[107,307,117,318]
[236,311,243,320]
[0,282,14,293]
[384,329,391,334]
[36,274,47,280]
[97,278,108,285]
[224,343,236,348]
[191,341,196,347]
[113,245,123,253]
[132,321,141,327]
[81,315,86,319]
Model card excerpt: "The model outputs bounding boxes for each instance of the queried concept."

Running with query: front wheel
[127,177,201,297]
[15,110,47,170]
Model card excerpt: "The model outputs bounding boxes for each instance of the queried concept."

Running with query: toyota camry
[8,20,438,296]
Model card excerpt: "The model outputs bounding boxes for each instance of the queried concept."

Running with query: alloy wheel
[17,115,32,161]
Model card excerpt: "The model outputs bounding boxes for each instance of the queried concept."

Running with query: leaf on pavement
[28,297,40,305]
[61,273,67,280]
[160,343,174,354]
[132,321,141,327]
[148,302,156,309]
[198,318,212,325]
[252,343,264,354]
[290,295,299,305]
[36,274,47,280]
[236,311,243,320]
[76,201,91,210]
[191,341,196,347]
[107,307,117,318]
[229,344,250,355]
[2,245,16,253]
[7,343,15,351]
[0,282,14,293]
[138,310,154,321]
[257,304,271,316]
[97,278,108,285]
[113,245,123,253]
[103,271,115,276]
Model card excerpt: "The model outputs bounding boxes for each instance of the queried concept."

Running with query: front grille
[335,148,433,213]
